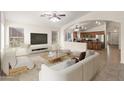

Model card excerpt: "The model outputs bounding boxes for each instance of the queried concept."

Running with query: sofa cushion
[51,59,76,71]
[85,50,95,58]
[66,59,76,67]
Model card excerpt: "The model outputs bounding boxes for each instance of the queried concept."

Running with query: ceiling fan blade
[40,14,52,17]
[40,14,46,17]
[58,14,66,16]
[57,16,61,19]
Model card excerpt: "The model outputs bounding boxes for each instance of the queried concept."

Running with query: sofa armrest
[81,52,99,80]
[1,57,9,75]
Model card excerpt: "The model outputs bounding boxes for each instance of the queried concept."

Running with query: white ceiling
[4,11,89,29]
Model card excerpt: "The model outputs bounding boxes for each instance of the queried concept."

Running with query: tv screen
[31,33,47,45]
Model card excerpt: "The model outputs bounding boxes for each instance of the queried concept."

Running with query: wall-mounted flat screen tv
[31,33,48,45]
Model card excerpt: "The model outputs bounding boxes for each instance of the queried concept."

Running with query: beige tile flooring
[93,45,124,81]
[0,46,124,81]
[107,45,120,64]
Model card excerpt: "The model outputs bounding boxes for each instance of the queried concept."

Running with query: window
[9,27,24,47]
[65,32,72,42]
[52,31,58,44]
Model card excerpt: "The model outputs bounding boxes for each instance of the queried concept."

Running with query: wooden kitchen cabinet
[87,41,103,50]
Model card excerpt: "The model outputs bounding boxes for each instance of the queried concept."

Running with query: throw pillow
[79,52,86,61]
[66,59,76,67]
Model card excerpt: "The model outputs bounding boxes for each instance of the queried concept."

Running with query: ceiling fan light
[74,25,79,31]
[74,28,79,31]
[49,17,60,22]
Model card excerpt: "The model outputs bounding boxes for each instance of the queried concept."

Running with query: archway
[64,19,121,65]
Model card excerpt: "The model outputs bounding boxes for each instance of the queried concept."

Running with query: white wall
[108,32,119,45]
[0,12,5,63]
[60,11,124,63]
[0,12,1,64]
[0,12,6,71]
[5,21,57,49]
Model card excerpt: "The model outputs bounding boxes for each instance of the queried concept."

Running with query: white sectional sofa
[2,48,34,75]
[40,61,83,81]
[39,51,99,81]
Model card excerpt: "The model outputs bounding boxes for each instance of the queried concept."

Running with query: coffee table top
[41,51,73,63]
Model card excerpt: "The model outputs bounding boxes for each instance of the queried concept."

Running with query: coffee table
[41,51,72,63]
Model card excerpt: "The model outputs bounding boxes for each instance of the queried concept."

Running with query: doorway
[106,21,121,64]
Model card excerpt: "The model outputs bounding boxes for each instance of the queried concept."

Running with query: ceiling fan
[40,11,66,22]
[74,25,83,31]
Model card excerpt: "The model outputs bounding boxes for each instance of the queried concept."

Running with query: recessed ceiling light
[114,30,117,32]
[95,21,98,24]
[95,21,101,25]
[98,22,101,25]
[81,26,84,29]
[84,27,87,30]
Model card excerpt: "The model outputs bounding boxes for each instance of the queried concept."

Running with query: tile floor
[93,45,124,81]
